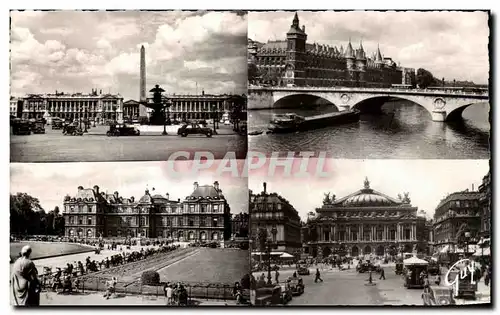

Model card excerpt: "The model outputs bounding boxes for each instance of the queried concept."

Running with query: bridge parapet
[248,85,489,98]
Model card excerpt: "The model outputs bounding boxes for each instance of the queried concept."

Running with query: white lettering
[216,152,239,177]
[295,151,315,178]
[444,259,476,296]
[191,152,214,175]
[316,152,331,177]
[242,151,266,177]
[268,152,294,177]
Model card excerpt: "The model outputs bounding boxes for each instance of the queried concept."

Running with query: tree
[416,68,437,89]
[229,94,246,132]
[10,193,44,235]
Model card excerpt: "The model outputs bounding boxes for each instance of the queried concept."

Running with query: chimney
[177,198,180,202]
[263,182,267,194]
[194,182,199,190]
[472,184,475,191]
[166,193,170,200]
[114,191,119,199]
[100,89,102,95]
[214,181,219,190]
[130,196,135,202]
[202,90,205,96]
[302,25,305,32]
[77,186,84,191]
[93,185,99,194]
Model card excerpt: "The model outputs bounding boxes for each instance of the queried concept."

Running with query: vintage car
[297,266,310,276]
[395,262,404,275]
[177,123,213,137]
[33,120,45,134]
[52,119,63,130]
[357,262,376,273]
[255,285,282,306]
[279,283,293,304]
[106,124,140,137]
[422,286,456,306]
[288,277,305,295]
[12,119,31,135]
[63,124,84,136]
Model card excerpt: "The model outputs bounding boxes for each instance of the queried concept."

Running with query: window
[70,216,74,224]
[190,205,195,213]
[201,205,206,213]
[87,217,92,225]
[79,217,83,225]
[213,204,219,213]
[126,217,132,226]
[212,218,218,227]
[200,217,206,227]
[189,219,194,227]
[140,217,146,226]
[178,217,183,226]
[171,207,176,213]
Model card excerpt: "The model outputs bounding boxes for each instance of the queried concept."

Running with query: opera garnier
[302,178,426,258]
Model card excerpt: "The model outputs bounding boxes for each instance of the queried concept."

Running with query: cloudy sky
[249,159,489,220]
[10,162,248,214]
[249,11,489,84]
[10,10,247,100]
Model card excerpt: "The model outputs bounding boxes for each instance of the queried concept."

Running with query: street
[10,125,247,162]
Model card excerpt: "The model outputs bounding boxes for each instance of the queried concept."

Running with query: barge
[268,109,360,133]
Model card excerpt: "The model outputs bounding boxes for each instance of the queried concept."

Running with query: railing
[38,274,236,301]
[248,85,489,97]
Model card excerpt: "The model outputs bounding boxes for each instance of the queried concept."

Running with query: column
[383,225,387,241]
[332,225,336,241]
[397,224,400,241]
[413,224,416,241]
[347,225,351,241]
[359,224,362,241]
[330,225,334,241]
[316,226,320,242]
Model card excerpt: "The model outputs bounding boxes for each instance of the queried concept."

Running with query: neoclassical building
[20,90,124,123]
[249,13,414,88]
[63,181,231,242]
[302,178,425,258]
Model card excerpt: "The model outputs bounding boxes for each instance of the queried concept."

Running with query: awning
[403,256,429,266]
[280,253,294,258]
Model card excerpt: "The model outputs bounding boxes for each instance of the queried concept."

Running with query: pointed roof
[344,40,355,58]
[189,184,224,199]
[287,12,306,36]
[375,44,383,62]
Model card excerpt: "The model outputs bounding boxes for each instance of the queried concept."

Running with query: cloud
[249,11,489,84]
[10,162,248,215]
[10,11,247,100]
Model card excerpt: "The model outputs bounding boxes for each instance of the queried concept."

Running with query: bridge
[248,86,489,122]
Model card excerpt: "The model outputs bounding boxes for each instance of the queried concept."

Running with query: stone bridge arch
[445,101,489,122]
[350,94,434,118]
[272,92,340,111]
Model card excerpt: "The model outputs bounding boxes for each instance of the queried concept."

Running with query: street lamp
[211,103,217,133]
[480,236,484,257]
[83,105,88,133]
[113,105,117,124]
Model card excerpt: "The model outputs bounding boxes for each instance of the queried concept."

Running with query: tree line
[10,193,65,236]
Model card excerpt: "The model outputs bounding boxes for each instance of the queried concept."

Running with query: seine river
[248,101,490,159]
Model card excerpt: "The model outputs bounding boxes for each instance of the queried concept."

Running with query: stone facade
[432,190,481,253]
[478,171,491,238]
[250,183,302,255]
[63,181,231,242]
[249,13,413,88]
[303,178,426,258]
[21,90,124,123]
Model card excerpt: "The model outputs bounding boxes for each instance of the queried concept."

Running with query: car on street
[279,283,293,304]
[12,119,31,135]
[422,286,456,306]
[288,277,305,295]
[297,266,310,276]
[106,124,140,136]
[177,123,213,137]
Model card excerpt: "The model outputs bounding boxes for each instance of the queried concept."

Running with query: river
[248,101,490,159]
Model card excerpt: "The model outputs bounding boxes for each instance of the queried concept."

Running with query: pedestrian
[484,269,490,287]
[435,275,441,286]
[11,246,41,306]
[165,284,173,305]
[314,268,323,283]
[379,267,386,280]
[275,270,280,284]
[293,271,297,278]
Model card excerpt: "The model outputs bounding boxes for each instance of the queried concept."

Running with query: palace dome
[343,192,393,207]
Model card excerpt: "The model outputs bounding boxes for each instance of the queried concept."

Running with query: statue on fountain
[147,84,170,126]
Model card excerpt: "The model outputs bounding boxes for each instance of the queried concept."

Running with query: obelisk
[139,45,147,117]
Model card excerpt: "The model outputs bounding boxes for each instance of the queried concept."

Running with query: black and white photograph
[10,161,250,306]
[247,11,490,159]
[10,10,248,162]
[249,159,491,305]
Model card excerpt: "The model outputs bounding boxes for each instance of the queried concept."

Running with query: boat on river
[268,109,360,133]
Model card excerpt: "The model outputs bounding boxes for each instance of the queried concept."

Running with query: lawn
[10,242,94,261]
[156,248,249,285]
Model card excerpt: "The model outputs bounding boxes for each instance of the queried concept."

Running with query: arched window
[200,232,206,241]
[212,232,218,240]
[87,229,93,237]
[188,231,194,240]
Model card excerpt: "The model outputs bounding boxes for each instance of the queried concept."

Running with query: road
[10,126,247,162]
[257,264,423,306]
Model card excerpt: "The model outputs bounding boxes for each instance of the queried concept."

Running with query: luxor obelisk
[139,45,147,116]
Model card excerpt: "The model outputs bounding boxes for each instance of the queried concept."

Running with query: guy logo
[444,259,476,296]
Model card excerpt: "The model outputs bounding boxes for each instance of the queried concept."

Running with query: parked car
[106,124,140,136]
[288,277,305,295]
[52,119,63,130]
[63,124,83,136]
[12,119,31,135]
[422,286,456,306]
[33,120,45,134]
[177,123,213,137]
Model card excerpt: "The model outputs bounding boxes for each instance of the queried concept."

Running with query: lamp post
[113,105,117,124]
[480,236,484,257]
[162,100,172,136]
[464,231,471,257]
[79,105,83,130]
[211,103,217,133]
[266,238,273,285]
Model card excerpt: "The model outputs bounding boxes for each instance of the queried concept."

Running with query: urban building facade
[248,13,415,88]
[303,178,425,258]
[10,97,18,117]
[63,181,231,242]
[231,212,249,238]
[19,90,124,123]
[250,183,302,255]
[478,171,491,238]
[432,189,481,253]
[123,100,141,120]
